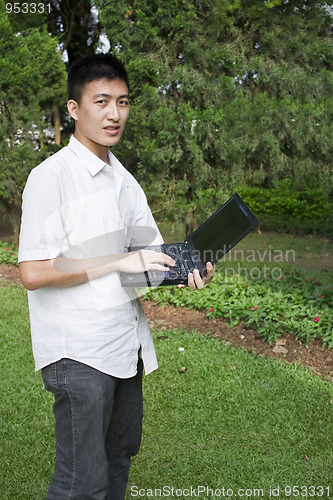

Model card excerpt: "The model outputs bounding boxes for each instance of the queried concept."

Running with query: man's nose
[106,102,120,121]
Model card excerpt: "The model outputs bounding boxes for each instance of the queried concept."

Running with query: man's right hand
[116,249,175,274]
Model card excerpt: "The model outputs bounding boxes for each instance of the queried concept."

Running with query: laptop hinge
[185,239,206,277]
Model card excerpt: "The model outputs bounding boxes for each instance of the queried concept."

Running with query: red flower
[316,281,322,286]
[208,307,214,313]
[250,306,258,310]
[309,278,313,282]
[5,247,10,251]
[313,316,320,323]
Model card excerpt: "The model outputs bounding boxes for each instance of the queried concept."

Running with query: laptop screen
[188,194,258,265]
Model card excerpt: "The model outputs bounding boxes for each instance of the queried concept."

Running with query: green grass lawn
[1,285,332,499]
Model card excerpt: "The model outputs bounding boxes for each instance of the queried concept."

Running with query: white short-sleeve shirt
[19,136,163,378]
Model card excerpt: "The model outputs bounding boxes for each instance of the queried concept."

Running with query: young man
[18,53,214,500]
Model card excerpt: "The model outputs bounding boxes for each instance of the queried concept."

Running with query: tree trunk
[9,205,21,249]
[185,210,195,238]
[53,103,61,145]
[185,183,194,237]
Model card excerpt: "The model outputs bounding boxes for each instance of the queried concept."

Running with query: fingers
[135,251,214,289]
[204,262,214,283]
[149,250,175,268]
[187,262,214,291]
[188,269,205,291]
[139,250,175,272]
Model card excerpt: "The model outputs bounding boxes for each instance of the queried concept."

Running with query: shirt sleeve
[18,165,64,263]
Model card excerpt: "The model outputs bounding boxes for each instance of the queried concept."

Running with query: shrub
[236,182,333,239]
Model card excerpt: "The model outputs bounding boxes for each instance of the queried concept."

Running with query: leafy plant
[142,264,333,348]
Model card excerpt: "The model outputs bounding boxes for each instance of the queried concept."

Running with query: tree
[45,0,102,141]
[99,0,333,232]
[7,0,102,143]
[46,0,101,66]
[0,2,67,245]
[220,0,333,189]
[100,0,235,233]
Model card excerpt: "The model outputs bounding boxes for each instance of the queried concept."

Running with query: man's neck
[73,132,110,165]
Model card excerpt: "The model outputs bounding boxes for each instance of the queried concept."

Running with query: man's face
[67,77,129,159]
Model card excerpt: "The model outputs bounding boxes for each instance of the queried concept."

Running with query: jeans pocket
[41,362,58,394]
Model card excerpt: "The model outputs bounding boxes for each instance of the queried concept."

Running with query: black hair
[67,53,129,103]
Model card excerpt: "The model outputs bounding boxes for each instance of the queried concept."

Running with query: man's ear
[67,100,79,120]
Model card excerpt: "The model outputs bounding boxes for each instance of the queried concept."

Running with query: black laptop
[119,192,259,287]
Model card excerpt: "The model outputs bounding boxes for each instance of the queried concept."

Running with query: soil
[2,264,332,381]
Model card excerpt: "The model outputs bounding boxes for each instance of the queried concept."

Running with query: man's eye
[96,99,107,104]
[119,100,129,106]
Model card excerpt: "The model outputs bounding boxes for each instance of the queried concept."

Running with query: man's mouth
[104,126,120,136]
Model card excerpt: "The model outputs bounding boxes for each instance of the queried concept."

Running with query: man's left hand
[178,261,214,291]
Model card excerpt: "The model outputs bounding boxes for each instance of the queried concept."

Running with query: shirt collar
[67,135,118,177]
[108,150,125,178]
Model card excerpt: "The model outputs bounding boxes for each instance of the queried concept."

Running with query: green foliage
[1,0,332,241]
[256,213,333,240]
[5,0,48,31]
[0,2,67,242]
[100,0,243,231]
[142,264,333,348]
[0,5,67,115]
[100,0,333,233]
[151,181,333,239]
[236,182,333,238]
[238,184,331,220]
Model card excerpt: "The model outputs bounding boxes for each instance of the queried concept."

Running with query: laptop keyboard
[147,244,192,281]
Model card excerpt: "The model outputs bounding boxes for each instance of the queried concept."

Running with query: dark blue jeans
[41,357,143,500]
